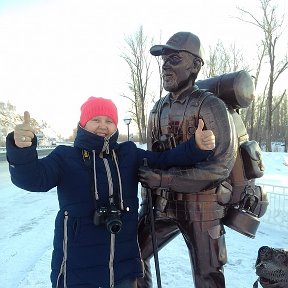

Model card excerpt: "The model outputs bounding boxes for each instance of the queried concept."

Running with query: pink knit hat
[80,97,118,127]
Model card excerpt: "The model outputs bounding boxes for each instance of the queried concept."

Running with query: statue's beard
[163,73,196,92]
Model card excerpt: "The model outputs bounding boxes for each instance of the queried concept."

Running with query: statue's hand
[138,166,161,189]
[195,118,215,150]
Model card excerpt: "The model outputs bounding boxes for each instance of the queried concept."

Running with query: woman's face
[84,116,117,138]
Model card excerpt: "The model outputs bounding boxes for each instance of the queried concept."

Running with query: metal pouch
[216,181,232,205]
[240,140,265,180]
[155,196,168,213]
[252,185,269,218]
[223,207,260,238]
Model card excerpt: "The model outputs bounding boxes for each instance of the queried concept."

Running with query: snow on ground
[0,152,287,288]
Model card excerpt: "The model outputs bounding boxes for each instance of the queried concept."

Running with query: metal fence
[258,183,288,229]
[1,147,287,229]
[0,147,56,161]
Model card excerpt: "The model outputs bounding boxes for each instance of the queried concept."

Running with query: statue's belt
[154,189,217,202]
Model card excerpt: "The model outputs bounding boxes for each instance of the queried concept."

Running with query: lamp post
[123,116,132,141]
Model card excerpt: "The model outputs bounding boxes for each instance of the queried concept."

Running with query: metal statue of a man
[137,31,237,288]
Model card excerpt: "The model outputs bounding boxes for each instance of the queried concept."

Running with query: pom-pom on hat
[80,97,118,127]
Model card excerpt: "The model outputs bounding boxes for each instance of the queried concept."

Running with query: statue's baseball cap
[150,32,205,65]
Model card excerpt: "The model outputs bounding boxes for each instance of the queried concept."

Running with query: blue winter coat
[6,125,211,288]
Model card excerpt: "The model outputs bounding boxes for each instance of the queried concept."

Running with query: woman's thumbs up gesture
[14,111,35,148]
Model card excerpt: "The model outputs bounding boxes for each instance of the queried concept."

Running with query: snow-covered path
[1,154,287,288]
[0,160,57,287]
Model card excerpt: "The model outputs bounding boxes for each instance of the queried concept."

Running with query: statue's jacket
[6,125,210,288]
[148,85,238,196]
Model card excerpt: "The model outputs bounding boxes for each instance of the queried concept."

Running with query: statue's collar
[168,85,199,103]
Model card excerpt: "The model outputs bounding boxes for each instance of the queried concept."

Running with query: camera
[152,134,177,152]
[93,204,122,234]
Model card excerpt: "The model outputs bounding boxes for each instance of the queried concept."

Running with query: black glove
[138,166,161,189]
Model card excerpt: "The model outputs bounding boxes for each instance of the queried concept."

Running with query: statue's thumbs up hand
[14,111,35,148]
[195,119,215,151]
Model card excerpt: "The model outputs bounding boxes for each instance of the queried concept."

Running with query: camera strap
[82,149,124,211]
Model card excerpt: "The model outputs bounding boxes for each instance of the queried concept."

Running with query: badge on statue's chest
[167,120,181,134]
[164,117,197,144]
[160,100,200,140]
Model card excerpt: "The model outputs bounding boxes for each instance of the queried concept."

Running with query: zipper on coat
[56,210,68,288]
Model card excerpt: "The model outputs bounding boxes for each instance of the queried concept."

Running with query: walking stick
[143,158,162,288]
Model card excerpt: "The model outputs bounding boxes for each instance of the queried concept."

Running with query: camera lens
[93,205,122,234]
[106,218,122,234]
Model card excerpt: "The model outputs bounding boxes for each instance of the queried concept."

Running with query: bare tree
[120,26,154,143]
[154,54,163,100]
[237,0,288,151]
[202,41,250,78]
[283,95,288,152]
[201,41,257,137]
[246,43,266,140]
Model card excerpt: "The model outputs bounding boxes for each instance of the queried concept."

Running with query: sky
[0,150,287,288]
[0,0,288,138]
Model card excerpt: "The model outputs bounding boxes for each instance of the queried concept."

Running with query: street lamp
[123,116,132,141]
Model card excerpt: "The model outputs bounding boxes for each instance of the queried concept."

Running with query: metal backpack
[196,70,268,238]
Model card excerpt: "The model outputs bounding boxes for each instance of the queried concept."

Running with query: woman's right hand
[14,111,35,148]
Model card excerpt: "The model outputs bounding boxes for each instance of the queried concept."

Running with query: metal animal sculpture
[253,246,288,288]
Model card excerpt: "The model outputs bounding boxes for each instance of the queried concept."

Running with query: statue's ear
[193,58,202,70]
[189,58,201,74]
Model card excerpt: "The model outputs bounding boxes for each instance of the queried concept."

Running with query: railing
[0,147,56,161]
[257,183,288,229]
[0,143,73,161]
[1,147,287,229]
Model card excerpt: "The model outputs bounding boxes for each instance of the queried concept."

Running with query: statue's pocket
[216,181,232,205]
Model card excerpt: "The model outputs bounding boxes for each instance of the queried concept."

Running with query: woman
[6,96,215,288]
